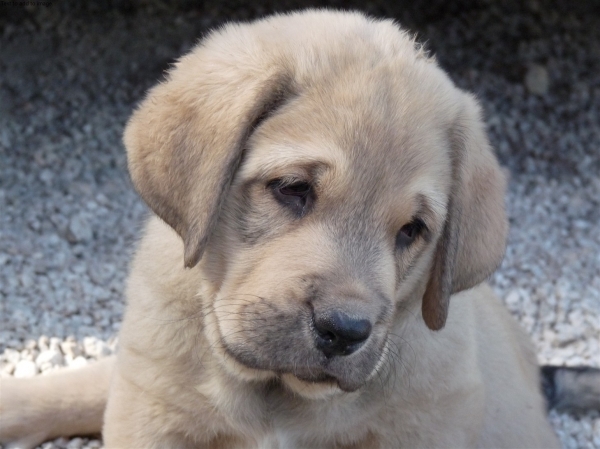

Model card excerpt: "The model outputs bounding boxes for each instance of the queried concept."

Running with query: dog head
[124,11,507,397]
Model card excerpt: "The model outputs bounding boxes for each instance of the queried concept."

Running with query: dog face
[124,11,507,397]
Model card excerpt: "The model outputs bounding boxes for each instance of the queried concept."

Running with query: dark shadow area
[1,0,599,177]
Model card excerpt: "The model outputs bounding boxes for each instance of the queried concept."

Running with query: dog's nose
[313,311,372,357]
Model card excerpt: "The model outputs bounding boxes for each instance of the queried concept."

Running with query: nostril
[316,328,337,343]
[313,311,372,357]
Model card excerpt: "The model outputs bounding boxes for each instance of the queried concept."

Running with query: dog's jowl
[2,10,599,449]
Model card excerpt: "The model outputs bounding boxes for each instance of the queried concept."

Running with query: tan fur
[0,10,560,448]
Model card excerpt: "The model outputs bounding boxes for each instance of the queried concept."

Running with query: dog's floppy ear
[422,94,508,330]
[124,43,290,268]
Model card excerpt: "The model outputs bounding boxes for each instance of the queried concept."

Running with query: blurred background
[1,1,599,447]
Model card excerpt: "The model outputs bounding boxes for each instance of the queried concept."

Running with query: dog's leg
[0,355,114,449]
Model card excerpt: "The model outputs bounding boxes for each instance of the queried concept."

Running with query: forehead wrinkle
[238,138,349,183]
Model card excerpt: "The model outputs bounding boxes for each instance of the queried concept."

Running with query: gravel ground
[1,1,598,448]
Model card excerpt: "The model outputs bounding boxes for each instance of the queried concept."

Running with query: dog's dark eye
[396,218,426,248]
[269,180,313,216]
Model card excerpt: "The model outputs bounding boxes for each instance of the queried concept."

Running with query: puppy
[2,10,597,449]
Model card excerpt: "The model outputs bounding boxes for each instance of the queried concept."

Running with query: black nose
[313,311,372,357]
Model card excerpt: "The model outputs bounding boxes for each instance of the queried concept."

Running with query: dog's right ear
[124,41,290,268]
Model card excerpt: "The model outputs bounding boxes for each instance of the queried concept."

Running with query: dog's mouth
[219,335,388,395]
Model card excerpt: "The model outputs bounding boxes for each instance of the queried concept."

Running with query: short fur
[0,10,567,448]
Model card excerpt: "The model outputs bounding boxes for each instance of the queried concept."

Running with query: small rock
[52,437,70,449]
[525,64,550,96]
[39,168,54,184]
[4,348,21,365]
[1,362,15,375]
[19,272,34,289]
[67,213,93,243]
[555,323,582,346]
[505,290,521,306]
[25,339,38,351]
[66,437,85,449]
[543,328,556,342]
[60,340,82,359]
[21,348,38,362]
[38,335,50,351]
[69,356,88,369]
[14,359,38,378]
[83,336,112,358]
[49,337,62,352]
[35,349,64,368]
[88,262,116,286]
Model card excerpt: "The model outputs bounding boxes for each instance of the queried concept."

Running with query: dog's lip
[284,368,369,392]
[332,375,365,392]
[225,351,369,393]
[290,372,338,385]
[285,372,363,393]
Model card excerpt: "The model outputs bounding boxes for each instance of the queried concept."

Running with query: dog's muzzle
[216,290,387,393]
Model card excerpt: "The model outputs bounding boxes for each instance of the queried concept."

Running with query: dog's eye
[279,182,311,196]
[396,218,426,248]
[269,180,313,216]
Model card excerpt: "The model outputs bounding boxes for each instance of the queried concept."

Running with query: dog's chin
[281,373,345,399]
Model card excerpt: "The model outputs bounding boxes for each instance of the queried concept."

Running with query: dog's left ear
[124,42,290,268]
[422,94,508,330]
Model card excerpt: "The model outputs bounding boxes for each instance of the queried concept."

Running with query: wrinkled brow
[237,141,346,183]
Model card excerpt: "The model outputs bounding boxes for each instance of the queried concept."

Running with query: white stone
[4,348,21,365]
[1,362,15,376]
[38,335,50,351]
[14,359,38,378]
[60,340,82,359]
[49,337,62,352]
[69,356,88,369]
[35,349,64,368]
[505,290,521,307]
[83,336,112,358]
[66,437,85,449]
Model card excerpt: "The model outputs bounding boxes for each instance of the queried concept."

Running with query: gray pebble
[524,64,550,96]
[67,213,93,243]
